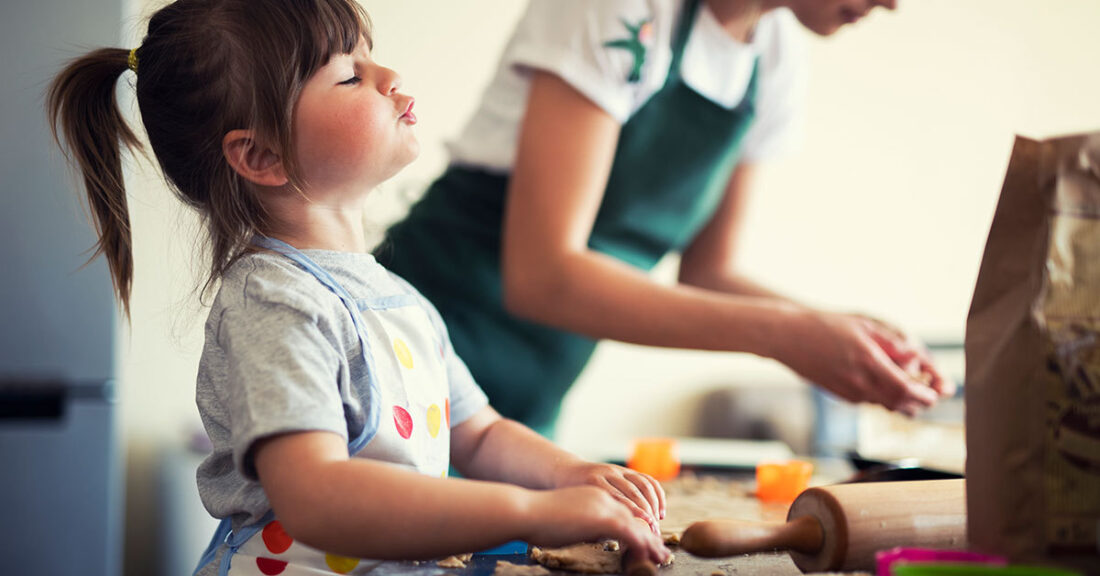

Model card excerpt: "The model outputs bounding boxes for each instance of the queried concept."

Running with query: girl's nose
[380,67,402,95]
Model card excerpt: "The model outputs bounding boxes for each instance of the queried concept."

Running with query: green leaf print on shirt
[604,17,654,83]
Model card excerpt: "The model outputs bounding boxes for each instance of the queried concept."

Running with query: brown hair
[47,0,372,316]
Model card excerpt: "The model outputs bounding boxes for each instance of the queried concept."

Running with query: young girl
[47,0,671,574]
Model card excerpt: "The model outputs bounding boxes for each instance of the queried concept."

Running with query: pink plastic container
[876,547,1007,576]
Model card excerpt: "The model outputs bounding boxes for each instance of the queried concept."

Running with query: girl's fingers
[618,519,670,565]
[626,472,664,520]
[605,475,657,523]
[606,490,658,533]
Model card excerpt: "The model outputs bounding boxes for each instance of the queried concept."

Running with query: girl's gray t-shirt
[194,250,488,529]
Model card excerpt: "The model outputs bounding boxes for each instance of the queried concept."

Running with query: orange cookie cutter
[755,459,814,503]
[627,437,681,481]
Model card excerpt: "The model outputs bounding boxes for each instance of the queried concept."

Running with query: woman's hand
[857,314,957,399]
[523,486,672,564]
[553,461,665,533]
[779,310,950,416]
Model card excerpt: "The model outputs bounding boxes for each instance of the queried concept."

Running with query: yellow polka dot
[427,404,441,438]
[325,553,359,574]
[393,338,414,369]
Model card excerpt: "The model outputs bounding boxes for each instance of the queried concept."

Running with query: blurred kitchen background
[3,1,1100,575]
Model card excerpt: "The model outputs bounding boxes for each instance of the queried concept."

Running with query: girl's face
[785,0,897,36]
[292,36,419,196]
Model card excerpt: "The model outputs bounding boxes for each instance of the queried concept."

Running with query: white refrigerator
[0,0,125,574]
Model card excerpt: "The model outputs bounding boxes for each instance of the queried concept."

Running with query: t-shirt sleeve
[508,0,673,122]
[740,10,808,162]
[216,280,350,480]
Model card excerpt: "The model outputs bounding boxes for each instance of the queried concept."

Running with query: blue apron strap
[192,518,232,576]
[252,236,379,454]
[252,237,358,303]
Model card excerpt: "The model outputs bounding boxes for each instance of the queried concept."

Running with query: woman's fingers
[866,343,938,411]
[860,316,959,404]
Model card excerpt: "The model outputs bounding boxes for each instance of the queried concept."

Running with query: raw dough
[530,542,623,574]
[530,542,673,574]
[437,553,473,568]
[494,560,552,576]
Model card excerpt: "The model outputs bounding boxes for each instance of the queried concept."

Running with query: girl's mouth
[400,99,417,124]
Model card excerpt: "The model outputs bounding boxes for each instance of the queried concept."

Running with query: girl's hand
[780,310,946,417]
[524,486,672,564]
[553,462,665,533]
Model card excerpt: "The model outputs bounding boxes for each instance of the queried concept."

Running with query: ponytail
[47,48,142,317]
[46,0,373,314]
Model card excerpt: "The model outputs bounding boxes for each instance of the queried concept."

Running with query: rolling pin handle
[783,515,824,554]
[680,516,825,558]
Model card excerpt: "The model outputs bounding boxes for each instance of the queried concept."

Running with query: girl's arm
[253,430,670,562]
[450,407,665,530]
[502,72,943,414]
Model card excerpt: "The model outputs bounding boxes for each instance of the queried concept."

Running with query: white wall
[118,1,1100,573]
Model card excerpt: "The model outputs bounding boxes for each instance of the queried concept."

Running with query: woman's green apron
[377,0,759,435]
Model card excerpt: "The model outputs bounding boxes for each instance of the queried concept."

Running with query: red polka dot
[256,557,287,575]
[445,398,451,428]
[394,405,413,439]
[261,520,292,554]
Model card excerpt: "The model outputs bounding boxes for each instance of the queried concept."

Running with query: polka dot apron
[194,237,452,576]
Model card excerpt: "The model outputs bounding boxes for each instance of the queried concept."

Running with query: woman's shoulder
[506,0,682,118]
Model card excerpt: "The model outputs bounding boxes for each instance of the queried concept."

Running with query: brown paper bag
[966,132,1100,572]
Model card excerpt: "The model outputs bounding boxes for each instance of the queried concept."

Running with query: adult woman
[378,0,952,436]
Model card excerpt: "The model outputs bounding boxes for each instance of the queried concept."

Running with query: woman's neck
[705,0,782,42]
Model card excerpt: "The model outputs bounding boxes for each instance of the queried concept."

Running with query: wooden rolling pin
[680,479,966,573]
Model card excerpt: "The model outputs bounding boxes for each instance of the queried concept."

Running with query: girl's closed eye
[338,76,360,86]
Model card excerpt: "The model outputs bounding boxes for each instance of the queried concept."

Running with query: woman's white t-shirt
[447,0,808,172]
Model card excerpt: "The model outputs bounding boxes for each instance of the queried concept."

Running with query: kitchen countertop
[367,469,857,576]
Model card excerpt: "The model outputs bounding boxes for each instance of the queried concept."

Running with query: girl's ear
[222,129,289,187]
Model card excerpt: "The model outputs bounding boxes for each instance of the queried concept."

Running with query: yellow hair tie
[127,48,138,73]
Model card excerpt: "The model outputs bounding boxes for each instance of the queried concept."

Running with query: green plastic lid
[893,563,1082,576]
